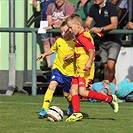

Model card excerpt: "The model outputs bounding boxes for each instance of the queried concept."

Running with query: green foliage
[0,93,133,133]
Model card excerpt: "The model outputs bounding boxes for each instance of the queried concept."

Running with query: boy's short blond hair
[66,13,82,25]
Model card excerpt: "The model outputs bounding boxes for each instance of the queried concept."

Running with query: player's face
[60,25,73,41]
[67,21,79,36]
[94,0,104,5]
[111,0,118,5]
[55,0,66,7]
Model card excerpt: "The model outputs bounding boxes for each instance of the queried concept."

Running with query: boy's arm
[84,49,94,71]
[84,16,94,30]
[100,90,108,95]
[64,53,74,62]
[36,49,53,61]
[89,16,118,34]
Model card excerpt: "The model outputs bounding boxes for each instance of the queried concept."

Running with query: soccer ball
[47,106,64,122]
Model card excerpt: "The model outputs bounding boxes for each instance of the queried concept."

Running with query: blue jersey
[92,78,133,99]
[116,78,133,98]
[92,82,116,95]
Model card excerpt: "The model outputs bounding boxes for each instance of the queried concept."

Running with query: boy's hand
[103,82,109,89]
[36,54,45,61]
[43,26,52,30]
[84,61,91,71]
[102,80,109,84]
[64,55,70,62]
[32,1,38,8]
[102,80,110,90]
[64,54,74,62]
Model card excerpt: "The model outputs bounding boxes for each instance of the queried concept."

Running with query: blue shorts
[116,78,133,98]
[41,33,52,41]
[50,68,72,93]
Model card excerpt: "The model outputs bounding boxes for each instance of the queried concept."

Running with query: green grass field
[0,93,133,133]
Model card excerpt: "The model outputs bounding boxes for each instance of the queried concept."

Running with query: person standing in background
[84,0,121,84]
[33,0,75,70]
[42,0,75,69]
[110,0,129,29]
[32,0,55,70]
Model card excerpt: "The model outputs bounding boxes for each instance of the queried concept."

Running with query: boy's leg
[66,94,83,122]
[66,80,119,122]
[38,88,54,118]
[66,83,83,122]
[42,88,54,111]
[41,33,52,69]
[78,77,119,113]
[63,75,73,115]
[65,94,73,115]
[38,80,58,118]
[88,90,112,102]
[87,90,119,113]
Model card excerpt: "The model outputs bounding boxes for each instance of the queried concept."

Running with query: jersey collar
[99,0,107,14]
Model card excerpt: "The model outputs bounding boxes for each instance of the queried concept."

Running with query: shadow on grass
[85,117,116,121]
[36,110,115,121]
[63,110,89,118]
[80,112,116,121]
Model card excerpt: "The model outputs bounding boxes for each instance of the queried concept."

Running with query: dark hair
[60,21,67,27]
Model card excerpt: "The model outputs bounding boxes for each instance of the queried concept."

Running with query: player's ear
[77,22,81,29]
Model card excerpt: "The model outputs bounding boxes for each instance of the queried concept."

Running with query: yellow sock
[66,95,72,103]
[42,88,54,111]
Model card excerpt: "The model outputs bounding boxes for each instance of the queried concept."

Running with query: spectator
[32,0,55,26]
[36,21,76,118]
[32,0,55,70]
[127,17,133,29]
[127,17,133,46]
[84,0,121,84]
[45,0,75,30]
[110,0,129,29]
[64,13,119,122]
[42,0,75,69]
[76,0,92,24]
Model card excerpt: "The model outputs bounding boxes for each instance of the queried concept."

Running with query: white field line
[0,101,133,109]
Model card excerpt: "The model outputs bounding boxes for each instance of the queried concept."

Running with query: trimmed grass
[0,93,133,133]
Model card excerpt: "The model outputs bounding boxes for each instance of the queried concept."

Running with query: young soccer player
[64,13,119,122]
[36,21,76,118]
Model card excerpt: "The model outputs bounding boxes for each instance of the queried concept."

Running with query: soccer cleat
[38,108,47,118]
[67,104,73,115]
[109,95,119,113]
[66,113,83,122]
